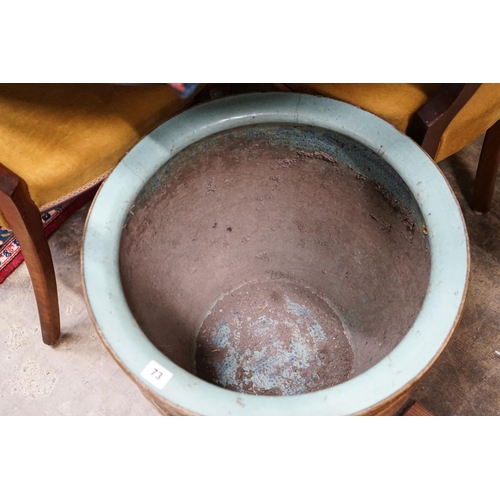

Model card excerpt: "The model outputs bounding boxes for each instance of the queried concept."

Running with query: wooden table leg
[0,163,60,345]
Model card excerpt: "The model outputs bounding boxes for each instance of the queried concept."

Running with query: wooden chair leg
[471,119,500,213]
[0,163,60,345]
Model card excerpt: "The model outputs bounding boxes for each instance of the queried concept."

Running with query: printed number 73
[151,368,163,380]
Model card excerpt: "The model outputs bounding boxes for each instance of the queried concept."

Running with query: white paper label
[140,360,173,389]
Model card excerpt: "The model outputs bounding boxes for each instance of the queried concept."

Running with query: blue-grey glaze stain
[195,281,353,396]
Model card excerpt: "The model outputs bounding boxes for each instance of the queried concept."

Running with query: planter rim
[82,93,469,415]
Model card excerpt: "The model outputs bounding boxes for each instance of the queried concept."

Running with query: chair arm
[406,83,481,159]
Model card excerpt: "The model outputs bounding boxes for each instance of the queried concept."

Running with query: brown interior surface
[119,124,431,396]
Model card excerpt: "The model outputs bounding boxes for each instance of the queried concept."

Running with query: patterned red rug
[0,187,98,283]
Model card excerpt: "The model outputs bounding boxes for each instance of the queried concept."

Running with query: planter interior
[119,124,431,397]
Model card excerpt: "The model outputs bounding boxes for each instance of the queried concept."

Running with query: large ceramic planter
[82,93,469,415]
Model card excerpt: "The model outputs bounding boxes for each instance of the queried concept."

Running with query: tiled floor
[0,133,499,415]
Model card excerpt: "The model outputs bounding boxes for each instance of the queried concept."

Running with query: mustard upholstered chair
[283,84,500,213]
[0,84,200,345]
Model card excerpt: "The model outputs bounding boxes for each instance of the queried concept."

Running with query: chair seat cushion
[285,83,500,162]
[286,83,441,133]
[0,84,196,227]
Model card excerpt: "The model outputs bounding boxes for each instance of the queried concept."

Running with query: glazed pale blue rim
[82,93,469,415]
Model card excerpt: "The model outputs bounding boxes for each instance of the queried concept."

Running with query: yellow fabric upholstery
[0,84,197,227]
[285,83,500,162]
[438,84,500,162]
[286,83,441,134]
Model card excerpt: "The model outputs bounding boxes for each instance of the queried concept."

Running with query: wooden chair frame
[0,163,59,345]
[406,83,500,213]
